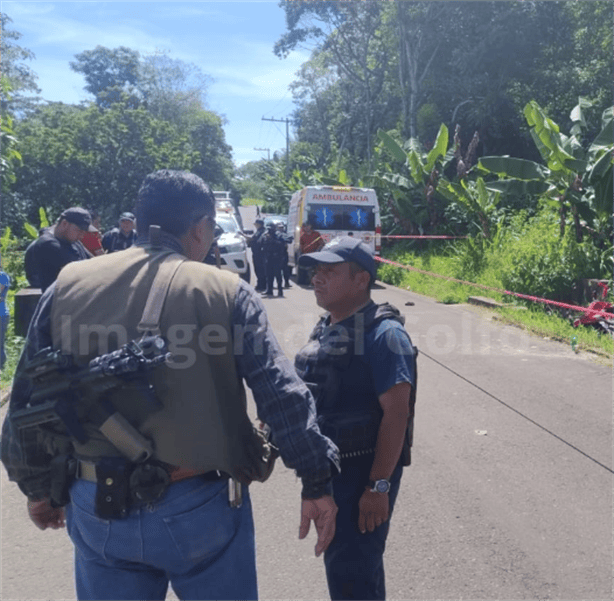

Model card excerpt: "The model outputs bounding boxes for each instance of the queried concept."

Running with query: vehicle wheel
[240,263,251,284]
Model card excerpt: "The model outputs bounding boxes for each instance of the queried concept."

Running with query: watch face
[375,480,390,493]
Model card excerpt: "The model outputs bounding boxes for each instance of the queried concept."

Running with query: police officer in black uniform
[241,218,266,291]
[261,222,287,297]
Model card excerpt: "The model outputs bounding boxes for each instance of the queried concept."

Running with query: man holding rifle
[2,170,339,601]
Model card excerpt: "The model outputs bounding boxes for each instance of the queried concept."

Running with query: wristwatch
[368,479,391,494]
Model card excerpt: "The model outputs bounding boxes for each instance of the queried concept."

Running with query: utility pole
[261,116,290,179]
[254,147,271,161]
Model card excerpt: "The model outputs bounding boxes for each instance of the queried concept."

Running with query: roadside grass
[1,239,610,406]
[240,198,263,207]
[378,245,613,358]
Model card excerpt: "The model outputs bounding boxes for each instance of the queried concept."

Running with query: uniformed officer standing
[261,223,287,297]
[1,170,340,601]
[241,218,267,291]
[101,212,138,253]
[24,207,94,292]
[295,237,417,600]
[277,222,293,288]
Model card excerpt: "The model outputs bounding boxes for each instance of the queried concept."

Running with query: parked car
[214,214,250,283]
[214,190,244,229]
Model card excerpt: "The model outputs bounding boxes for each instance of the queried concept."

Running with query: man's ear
[357,269,371,292]
[189,218,206,243]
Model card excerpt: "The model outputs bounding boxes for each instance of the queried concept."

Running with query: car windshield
[216,217,238,233]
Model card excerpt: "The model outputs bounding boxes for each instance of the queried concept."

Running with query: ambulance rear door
[304,187,381,254]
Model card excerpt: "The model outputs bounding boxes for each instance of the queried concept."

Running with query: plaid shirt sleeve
[232,280,340,498]
[1,279,341,500]
[1,285,56,500]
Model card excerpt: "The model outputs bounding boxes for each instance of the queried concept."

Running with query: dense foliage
[1,30,233,235]
[1,4,612,311]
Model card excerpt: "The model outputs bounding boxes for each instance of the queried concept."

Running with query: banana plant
[477,99,613,240]
[23,207,50,240]
[372,124,454,233]
[437,177,500,240]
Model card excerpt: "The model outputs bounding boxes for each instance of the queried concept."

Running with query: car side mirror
[243,229,254,235]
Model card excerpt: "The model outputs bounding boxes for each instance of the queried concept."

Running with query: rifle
[12,335,171,463]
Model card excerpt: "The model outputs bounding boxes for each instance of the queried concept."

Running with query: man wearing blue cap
[102,212,137,253]
[295,236,418,600]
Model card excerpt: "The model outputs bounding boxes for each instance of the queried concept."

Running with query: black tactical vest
[295,301,417,462]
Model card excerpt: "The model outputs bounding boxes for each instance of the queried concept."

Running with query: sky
[2,1,311,166]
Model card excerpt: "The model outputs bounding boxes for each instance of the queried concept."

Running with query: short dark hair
[136,170,215,237]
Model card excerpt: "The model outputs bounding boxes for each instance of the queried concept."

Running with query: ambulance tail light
[375,225,381,254]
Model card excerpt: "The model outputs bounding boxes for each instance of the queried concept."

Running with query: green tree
[1,77,22,193]
[278,1,393,167]
[70,46,142,108]
[511,0,613,144]
[233,160,272,202]
[139,51,212,125]
[188,111,233,189]
[9,100,199,232]
[0,13,41,113]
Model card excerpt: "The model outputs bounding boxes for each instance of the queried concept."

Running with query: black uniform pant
[253,253,266,290]
[265,256,283,295]
[324,457,403,600]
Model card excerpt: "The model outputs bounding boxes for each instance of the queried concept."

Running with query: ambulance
[287,186,381,283]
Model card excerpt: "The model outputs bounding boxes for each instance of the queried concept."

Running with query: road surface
[1,241,611,600]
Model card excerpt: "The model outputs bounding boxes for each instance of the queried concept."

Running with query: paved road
[2,255,612,599]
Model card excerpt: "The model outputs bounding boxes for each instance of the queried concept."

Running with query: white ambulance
[287,186,381,283]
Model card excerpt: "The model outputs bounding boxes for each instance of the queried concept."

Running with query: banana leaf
[39,207,50,228]
[589,112,614,152]
[377,130,407,163]
[377,172,414,190]
[484,179,549,197]
[425,124,449,173]
[587,148,614,183]
[24,222,39,240]
[408,150,425,184]
[478,156,547,180]
[561,157,588,173]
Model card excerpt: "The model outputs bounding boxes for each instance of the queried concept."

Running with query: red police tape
[375,255,614,319]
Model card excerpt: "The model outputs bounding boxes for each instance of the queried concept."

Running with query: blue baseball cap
[299,236,376,282]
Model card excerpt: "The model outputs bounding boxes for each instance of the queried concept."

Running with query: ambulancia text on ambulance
[287,186,381,283]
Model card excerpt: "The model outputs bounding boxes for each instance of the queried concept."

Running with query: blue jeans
[324,457,403,600]
[66,476,257,600]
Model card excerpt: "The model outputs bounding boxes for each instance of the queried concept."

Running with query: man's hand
[27,499,65,530]
[299,495,338,557]
[358,489,389,534]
